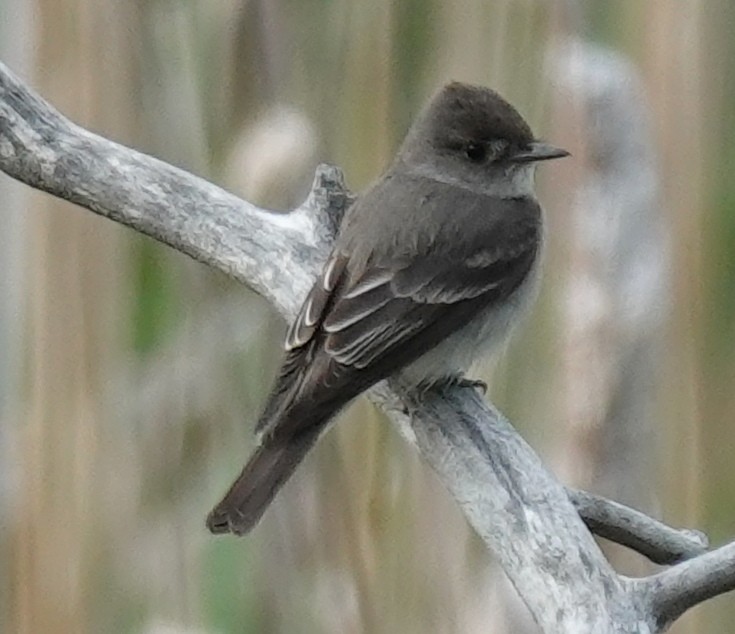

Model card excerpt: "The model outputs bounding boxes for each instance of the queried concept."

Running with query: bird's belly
[400,264,540,386]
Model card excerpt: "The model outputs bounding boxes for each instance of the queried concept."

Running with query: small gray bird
[207,82,568,535]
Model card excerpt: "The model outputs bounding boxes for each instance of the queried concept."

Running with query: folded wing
[256,192,540,441]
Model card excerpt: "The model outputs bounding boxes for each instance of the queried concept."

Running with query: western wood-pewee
[207,82,568,535]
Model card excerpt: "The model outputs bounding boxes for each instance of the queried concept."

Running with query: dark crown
[426,82,534,146]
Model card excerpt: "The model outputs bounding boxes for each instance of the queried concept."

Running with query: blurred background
[0,0,732,632]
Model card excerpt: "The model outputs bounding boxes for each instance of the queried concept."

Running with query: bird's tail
[206,428,320,536]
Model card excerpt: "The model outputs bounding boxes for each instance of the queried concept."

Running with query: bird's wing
[257,193,540,439]
[322,216,538,370]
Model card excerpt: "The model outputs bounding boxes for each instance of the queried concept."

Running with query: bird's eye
[465,142,487,163]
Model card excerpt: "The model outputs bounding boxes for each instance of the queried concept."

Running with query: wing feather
[323,272,393,332]
[284,253,348,351]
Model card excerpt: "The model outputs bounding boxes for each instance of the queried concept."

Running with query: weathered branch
[0,62,346,316]
[571,490,707,565]
[647,541,735,627]
[0,60,732,632]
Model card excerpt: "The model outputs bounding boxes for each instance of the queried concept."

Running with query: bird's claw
[457,377,488,394]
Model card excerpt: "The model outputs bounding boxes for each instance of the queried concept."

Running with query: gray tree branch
[646,541,735,628]
[0,60,732,633]
[571,490,707,565]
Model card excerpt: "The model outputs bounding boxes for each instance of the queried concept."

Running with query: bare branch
[380,383,637,629]
[571,490,708,565]
[0,61,347,316]
[645,541,735,627]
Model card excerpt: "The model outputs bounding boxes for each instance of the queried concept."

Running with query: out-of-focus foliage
[0,0,732,632]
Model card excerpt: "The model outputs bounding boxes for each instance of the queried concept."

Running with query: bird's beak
[510,141,570,163]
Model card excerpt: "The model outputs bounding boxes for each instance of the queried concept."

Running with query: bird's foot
[456,376,488,394]
[429,374,488,395]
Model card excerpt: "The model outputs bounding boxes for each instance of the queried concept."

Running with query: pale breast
[399,250,543,387]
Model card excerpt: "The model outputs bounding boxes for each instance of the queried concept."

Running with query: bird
[207,82,569,535]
